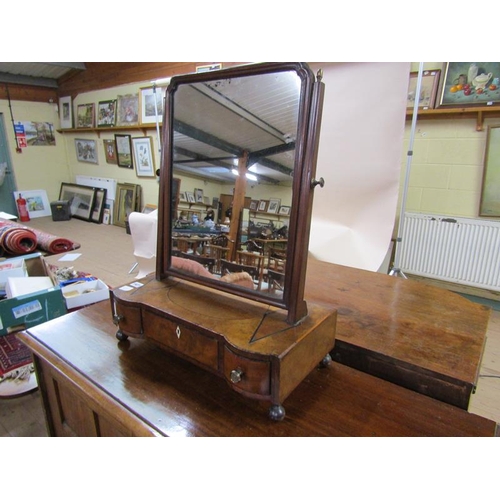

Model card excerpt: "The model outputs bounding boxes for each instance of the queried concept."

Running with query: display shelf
[56,124,158,137]
[407,106,500,131]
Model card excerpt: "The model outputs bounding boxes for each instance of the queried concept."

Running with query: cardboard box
[0,253,66,336]
[62,279,109,310]
[0,258,27,293]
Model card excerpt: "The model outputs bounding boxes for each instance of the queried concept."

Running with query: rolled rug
[28,226,80,254]
[0,220,37,255]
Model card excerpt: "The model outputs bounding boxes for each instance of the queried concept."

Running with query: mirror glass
[159,63,317,314]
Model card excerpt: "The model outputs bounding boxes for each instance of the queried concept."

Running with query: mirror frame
[156,62,324,324]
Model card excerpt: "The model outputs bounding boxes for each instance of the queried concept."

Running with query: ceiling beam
[0,72,59,88]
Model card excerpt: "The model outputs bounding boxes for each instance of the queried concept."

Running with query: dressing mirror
[157,62,325,324]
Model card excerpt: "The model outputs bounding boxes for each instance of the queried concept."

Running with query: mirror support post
[227,151,249,261]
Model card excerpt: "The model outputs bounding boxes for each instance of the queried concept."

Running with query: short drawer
[143,310,218,371]
[223,347,271,396]
[114,300,143,337]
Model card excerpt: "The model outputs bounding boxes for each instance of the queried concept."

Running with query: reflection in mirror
[168,68,301,299]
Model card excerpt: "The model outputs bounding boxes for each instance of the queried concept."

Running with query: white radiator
[399,212,500,291]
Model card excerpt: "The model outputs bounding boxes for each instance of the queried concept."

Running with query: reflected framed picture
[97,99,117,127]
[438,62,500,108]
[258,200,268,212]
[59,96,73,129]
[75,138,98,164]
[76,103,95,128]
[249,200,259,211]
[13,190,51,218]
[59,182,97,221]
[194,188,204,203]
[139,85,168,124]
[115,134,133,168]
[132,136,156,177]
[179,192,187,202]
[186,192,195,203]
[116,94,139,126]
[407,70,441,109]
[268,198,280,214]
[103,139,117,164]
[279,205,291,216]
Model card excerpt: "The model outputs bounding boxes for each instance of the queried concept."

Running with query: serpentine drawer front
[143,309,219,371]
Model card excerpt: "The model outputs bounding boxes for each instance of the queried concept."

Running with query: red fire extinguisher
[16,193,30,222]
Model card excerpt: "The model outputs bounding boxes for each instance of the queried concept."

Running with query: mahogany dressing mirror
[157,62,325,324]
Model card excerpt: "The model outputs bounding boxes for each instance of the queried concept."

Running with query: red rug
[0,333,32,378]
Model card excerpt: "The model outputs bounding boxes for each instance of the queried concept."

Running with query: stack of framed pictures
[59,182,108,224]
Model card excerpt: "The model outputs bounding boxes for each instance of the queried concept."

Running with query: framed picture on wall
[76,103,95,128]
[267,198,281,214]
[59,96,73,129]
[97,99,117,127]
[114,134,133,168]
[103,139,117,164]
[194,188,204,203]
[407,70,441,109]
[75,138,98,164]
[116,94,139,126]
[139,85,168,125]
[132,136,156,177]
[437,62,500,108]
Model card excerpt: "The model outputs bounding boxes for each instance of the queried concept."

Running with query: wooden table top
[305,257,490,395]
[20,300,497,437]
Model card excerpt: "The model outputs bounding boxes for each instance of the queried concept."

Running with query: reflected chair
[220,259,259,284]
[236,250,265,290]
[180,252,215,273]
[267,269,285,295]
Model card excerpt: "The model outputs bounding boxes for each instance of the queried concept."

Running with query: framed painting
[91,187,107,224]
[438,62,500,108]
[407,69,441,109]
[139,85,167,125]
[132,136,156,177]
[186,192,195,204]
[479,125,500,217]
[267,198,281,214]
[249,200,259,211]
[115,134,133,168]
[279,205,291,216]
[76,103,95,128]
[103,139,117,164]
[13,190,51,218]
[179,192,187,202]
[114,183,139,227]
[75,138,98,164]
[116,94,139,126]
[59,96,73,129]
[97,99,117,127]
[59,182,97,221]
[258,199,268,212]
[194,188,204,203]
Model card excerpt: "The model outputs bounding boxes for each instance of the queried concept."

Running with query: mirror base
[111,276,337,419]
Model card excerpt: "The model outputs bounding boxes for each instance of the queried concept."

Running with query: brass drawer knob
[230,368,244,384]
[113,314,124,326]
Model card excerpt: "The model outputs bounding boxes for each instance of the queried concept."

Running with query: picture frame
[59,182,97,221]
[278,205,291,216]
[479,124,500,217]
[91,187,107,224]
[75,138,98,164]
[132,136,156,177]
[114,183,139,227]
[258,199,268,212]
[97,99,117,127]
[212,197,219,209]
[203,196,210,205]
[438,63,500,108]
[194,188,204,203]
[407,70,441,109]
[179,192,187,202]
[249,200,259,211]
[116,94,139,126]
[76,103,95,128]
[139,85,167,125]
[267,198,281,214]
[13,190,51,219]
[186,192,195,204]
[103,139,117,164]
[59,96,73,129]
[115,134,133,168]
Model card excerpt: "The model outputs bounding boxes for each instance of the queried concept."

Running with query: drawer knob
[113,314,124,326]
[230,368,244,384]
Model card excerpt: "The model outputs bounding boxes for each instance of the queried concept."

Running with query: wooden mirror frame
[156,62,325,324]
